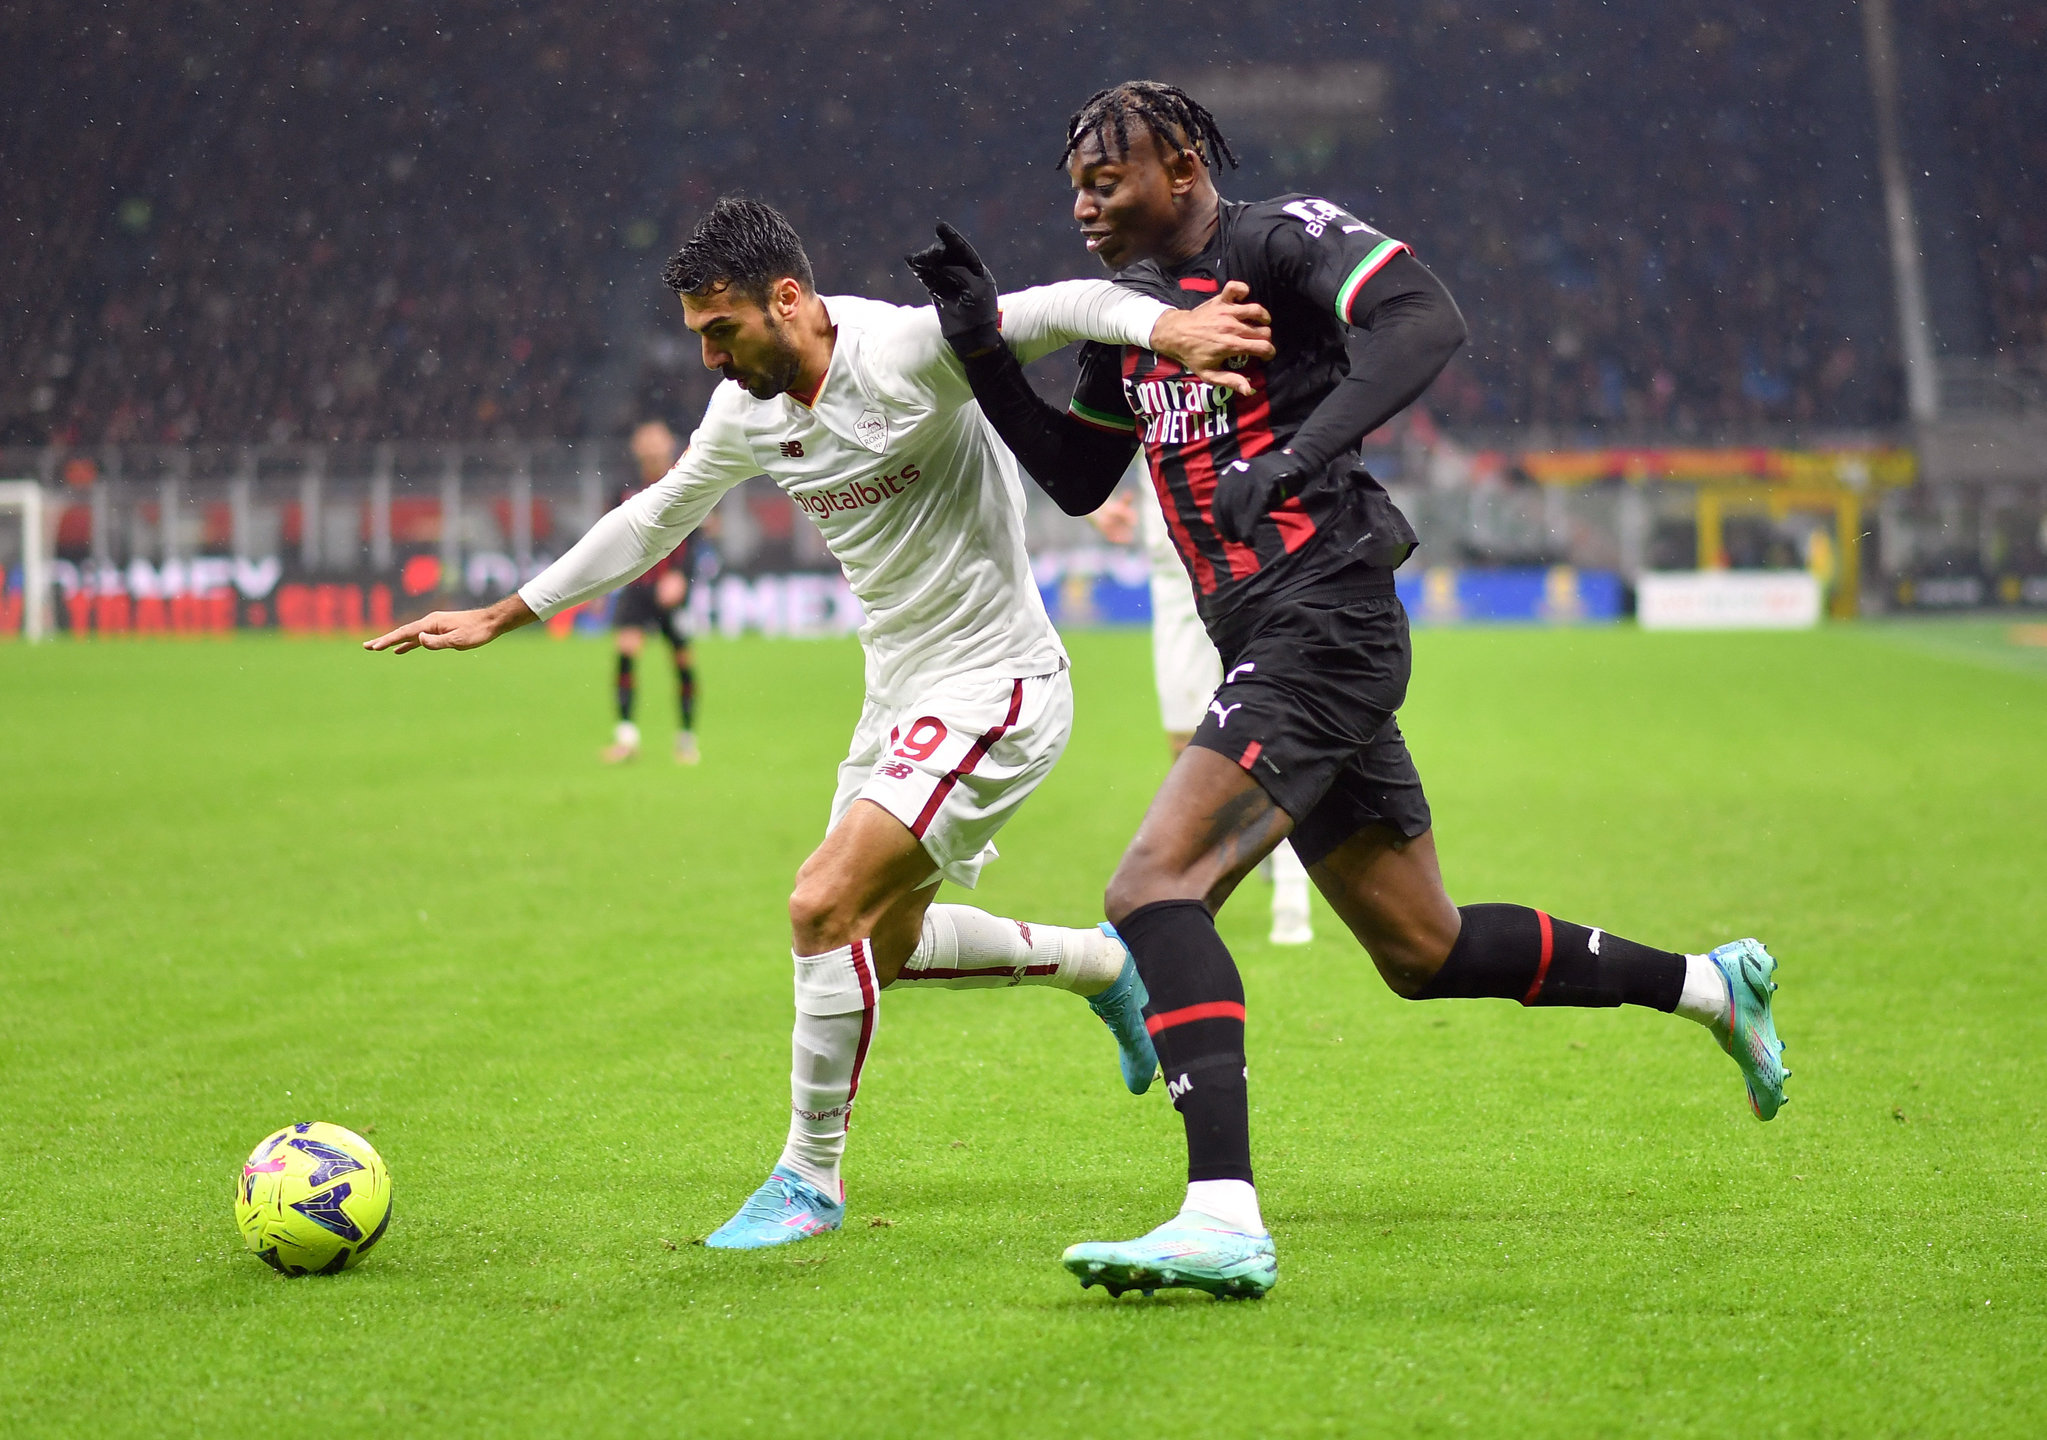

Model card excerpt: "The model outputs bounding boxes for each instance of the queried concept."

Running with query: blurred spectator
[0,1,2036,444]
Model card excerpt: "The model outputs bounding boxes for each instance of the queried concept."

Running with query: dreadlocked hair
[1059,81,1240,173]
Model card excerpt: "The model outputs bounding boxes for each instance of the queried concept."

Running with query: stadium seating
[2,1,2040,445]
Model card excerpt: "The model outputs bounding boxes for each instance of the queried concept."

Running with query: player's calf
[1412,904,1792,1120]
[1415,904,1687,1009]
[889,904,1121,993]
[770,940,882,1204]
[887,905,1159,1094]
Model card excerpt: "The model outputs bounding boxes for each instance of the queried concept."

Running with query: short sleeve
[1260,198,1410,326]
[1067,341,1137,435]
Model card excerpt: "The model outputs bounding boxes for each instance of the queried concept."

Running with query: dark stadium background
[1,0,2041,633]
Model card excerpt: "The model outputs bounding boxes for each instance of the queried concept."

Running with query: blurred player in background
[918,82,1791,1300]
[605,420,702,764]
[1091,466,1313,945]
[366,197,1272,1252]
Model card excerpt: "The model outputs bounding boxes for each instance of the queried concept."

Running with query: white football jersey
[520,283,1167,703]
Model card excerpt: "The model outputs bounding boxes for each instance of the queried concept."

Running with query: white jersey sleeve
[871,280,1167,405]
[517,389,756,617]
[996,280,1168,365]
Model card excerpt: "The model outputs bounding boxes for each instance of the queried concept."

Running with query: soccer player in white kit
[365,199,1274,1249]
[1093,463,1315,945]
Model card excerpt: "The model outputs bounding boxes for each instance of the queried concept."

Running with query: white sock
[775,941,880,1198]
[887,904,1125,996]
[1181,1179,1265,1235]
[1674,953,1732,1029]
[1268,841,1312,942]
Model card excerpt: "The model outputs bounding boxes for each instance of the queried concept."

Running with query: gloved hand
[1212,449,1310,543]
[905,222,1002,358]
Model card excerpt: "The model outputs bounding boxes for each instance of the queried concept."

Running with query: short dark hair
[1059,81,1239,173]
[661,196,814,304]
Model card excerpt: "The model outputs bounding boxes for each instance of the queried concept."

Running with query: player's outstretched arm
[905,224,1135,514]
[364,594,536,654]
[906,222,1271,392]
[1147,283,1274,398]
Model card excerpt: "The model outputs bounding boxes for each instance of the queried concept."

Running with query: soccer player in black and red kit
[909,81,1792,1299]
[604,420,702,765]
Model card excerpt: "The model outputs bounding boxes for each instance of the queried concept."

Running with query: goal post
[0,480,53,642]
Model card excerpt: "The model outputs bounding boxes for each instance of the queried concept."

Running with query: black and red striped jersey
[1068,195,1418,638]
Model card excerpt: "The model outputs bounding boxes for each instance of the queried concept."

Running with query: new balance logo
[779,440,804,458]
[876,761,914,781]
[1166,1072,1193,1101]
[1207,699,1242,728]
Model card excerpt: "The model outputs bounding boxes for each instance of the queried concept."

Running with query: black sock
[1416,903,1685,1010]
[1117,899,1252,1185]
[675,651,695,730]
[615,651,636,722]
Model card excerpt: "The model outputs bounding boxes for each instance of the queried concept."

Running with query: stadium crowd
[3,0,2040,446]
[1933,0,2047,360]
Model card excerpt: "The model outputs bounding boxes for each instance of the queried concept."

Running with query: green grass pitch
[2,620,2042,1437]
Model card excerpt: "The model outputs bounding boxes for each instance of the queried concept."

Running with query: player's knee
[1104,843,1182,924]
[1378,917,1458,999]
[1102,857,1153,925]
[787,878,852,953]
[1380,951,1439,1000]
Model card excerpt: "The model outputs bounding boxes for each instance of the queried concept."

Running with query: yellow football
[233,1122,392,1275]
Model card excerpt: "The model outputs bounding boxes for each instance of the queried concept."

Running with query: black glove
[905,222,1002,358]
[1211,449,1310,543]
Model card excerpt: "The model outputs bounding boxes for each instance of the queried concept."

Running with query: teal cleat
[1086,924,1158,1095]
[1063,1213,1277,1299]
[702,1169,844,1250]
[1708,939,1790,1121]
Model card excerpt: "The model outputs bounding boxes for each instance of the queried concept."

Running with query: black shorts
[1188,587,1431,867]
[612,583,689,640]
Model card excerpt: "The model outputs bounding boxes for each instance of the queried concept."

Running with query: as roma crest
[853,409,888,453]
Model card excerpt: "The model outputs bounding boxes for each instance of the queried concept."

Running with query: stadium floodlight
[0,480,53,642]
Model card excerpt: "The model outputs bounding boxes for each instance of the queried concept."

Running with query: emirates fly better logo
[1121,375,1234,446]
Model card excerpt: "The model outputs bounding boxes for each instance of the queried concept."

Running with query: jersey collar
[1164,198,1239,287]
[784,299,841,410]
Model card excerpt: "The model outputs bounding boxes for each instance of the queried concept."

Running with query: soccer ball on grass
[234,1121,392,1275]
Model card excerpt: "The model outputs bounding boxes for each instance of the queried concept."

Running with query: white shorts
[1149,567,1222,735]
[827,667,1073,890]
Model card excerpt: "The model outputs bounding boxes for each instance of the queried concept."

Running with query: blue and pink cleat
[1063,1212,1278,1299]
[1086,923,1159,1095]
[702,1169,844,1250]
[1706,938,1790,1120]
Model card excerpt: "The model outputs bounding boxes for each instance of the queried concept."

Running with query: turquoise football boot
[1063,1213,1278,1299]
[702,1169,844,1250]
[1707,939,1790,1120]
[1085,924,1159,1095]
